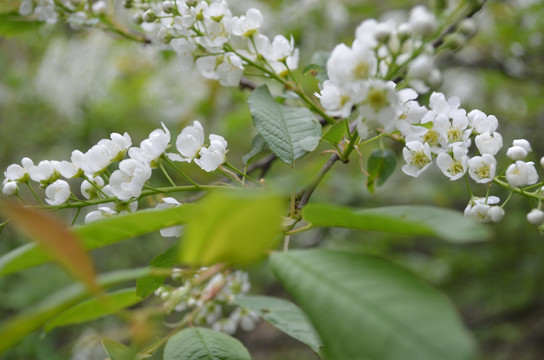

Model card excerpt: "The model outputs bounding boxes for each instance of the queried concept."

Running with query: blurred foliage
[1,0,544,359]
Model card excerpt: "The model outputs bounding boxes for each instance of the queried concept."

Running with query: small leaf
[45,288,142,331]
[0,204,194,275]
[102,338,138,360]
[236,295,323,355]
[322,121,347,145]
[0,12,42,36]
[0,267,151,354]
[302,51,330,82]
[248,85,321,164]
[366,148,397,193]
[302,204,491,242]
[136,245,179,298]
[180,190,283,266]
[242,135,266,165]
[270,249,477,360]
[164,327,251,360]
[0,202,99,293]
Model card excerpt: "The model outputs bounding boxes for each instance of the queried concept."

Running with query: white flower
[488,206,505,222]
[468,154,496,183]
[475,132,503,155]
[71,143,112,176]
[434,110,471,147]
[327,43,377,84]
[409,6,437,37]
[401,141,432,177]
[231,307,259,331]
[169,120,205,162]
[469,110,498,134]
[98,132,132,162]
[81,176,105,200]
[436,146,468,181]
[155,197,183,238]
[316,80,354,118]
[505,161,538,188]
[129,123,171,166]
[195,135,228,172]
[464,196,501,223]
[110,159,152,201]
[212,317,238,335]
[171,38,196,71]
[428,92,460,118]
[195,53,244,87]
[45,179,71,205]
[506,146,528,160]
[512,139,532,153]
[29,160,57,184]
[527,209,544,226]
[358,80,400,134]
[4,157,34,182]
[85,207,117,224]
[231,8,262,38]
[2,180,18,196]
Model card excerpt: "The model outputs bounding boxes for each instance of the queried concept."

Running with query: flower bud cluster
[316,6,440,139]
[19,0,103,28]
[133,0,299,84]
[2,122,228,222]
[155,268,258,334]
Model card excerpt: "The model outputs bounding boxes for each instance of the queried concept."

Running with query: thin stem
[465,174,474,198]
[283,235,290,252]
[285,223,313,235]
[163,156,200,187]
[26,183,43,205]
[224,161,259,184]
[71,207,81,226]
[160,162,177,187]
[297,152,340,210]
[493,178,543,201]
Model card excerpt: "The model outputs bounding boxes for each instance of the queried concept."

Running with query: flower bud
[506,145,528,160]
[443,33,465,50]
[488,206,505,222]
[397,23,413,41]
[458,18,477,37]
[143,9,156,22]
[527,209,544,226]
[2,181,18,196]
[512,138,532,152]
[162,1,174,14]
[91,0,107,15]
[540,156,544,168]
[132,12,144,25]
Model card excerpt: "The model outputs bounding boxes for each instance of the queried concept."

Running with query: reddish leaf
[1,201,99,293]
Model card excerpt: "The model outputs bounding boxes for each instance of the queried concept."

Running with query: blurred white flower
[505,161,538,188]
[195,135,228,172]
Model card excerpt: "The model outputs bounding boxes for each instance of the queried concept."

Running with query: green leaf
[102,338,138,360]
[136,244,179,298]
[45,288,142,331]
[0,13,42,36]
[164,327,251,360]
[180,190,283,266]
[302,204,491,242]
[302,51,330,82]
[236,295,323,355]
[270,249,477,360]
[242,135,266,165]
[0,204,194,276]
[0,267,151,354]
[366,148,397,193]
[248,85,321,164]
[322,121,347,145]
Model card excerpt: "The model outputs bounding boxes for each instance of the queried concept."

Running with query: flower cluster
[136,0,299,84]
[155,268,258,334]
[317,6,440,139]
[2,122,228,222]
[397,91,544,226]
